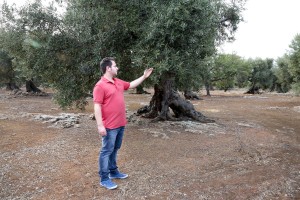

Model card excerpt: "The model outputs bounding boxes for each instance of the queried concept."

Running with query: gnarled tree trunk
[137,73,214,123]
[5,83,19,91]
[26,79,41,93]
[245,85,260,94]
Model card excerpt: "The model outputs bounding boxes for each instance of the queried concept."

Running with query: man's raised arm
[129,68,153,89]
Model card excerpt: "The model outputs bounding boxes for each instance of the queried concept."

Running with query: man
[93,57,153,190]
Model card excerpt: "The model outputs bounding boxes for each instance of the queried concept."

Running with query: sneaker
[109,172,128,179]
[100,180,118,190]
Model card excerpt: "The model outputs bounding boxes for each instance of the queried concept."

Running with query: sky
[4,0,300,60]
[220,0,300,59]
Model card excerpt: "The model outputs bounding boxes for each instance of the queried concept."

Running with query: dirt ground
[0,88,299,200]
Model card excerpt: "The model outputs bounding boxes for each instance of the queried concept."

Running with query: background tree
[245,58,276,94]
[0,50,19,90]
[234,57,251,88]
[0,1,63,93]
[274,55,293,93]
[211,53,245,91]
[288,34,300,95]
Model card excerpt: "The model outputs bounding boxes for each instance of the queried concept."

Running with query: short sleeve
[93,84,104,104]
[116,78,130,90]
[123,81,130,90]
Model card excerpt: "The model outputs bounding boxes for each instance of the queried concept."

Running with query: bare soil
[0,88,299,200]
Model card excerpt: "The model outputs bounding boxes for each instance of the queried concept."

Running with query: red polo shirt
[93,77,130,129]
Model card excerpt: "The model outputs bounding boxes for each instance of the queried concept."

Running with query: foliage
[0,50,14,84]
[0,0,62,86]
[288,34,300,95]
[0,0,91,107]
[133,0,245,90]
[62,0,144,80]
[212,53,249,90]
[288,34,300,80]
[234,57,251,88]
[274,55,293,93]
[291,82,300,96]
[247,58,276,91]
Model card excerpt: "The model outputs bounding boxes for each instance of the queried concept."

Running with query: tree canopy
[288,34,300,95]
[274,55,293,93]
[245,58,276,93]
[212,53,249,91]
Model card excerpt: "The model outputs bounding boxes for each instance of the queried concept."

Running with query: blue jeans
[99,126,125,182]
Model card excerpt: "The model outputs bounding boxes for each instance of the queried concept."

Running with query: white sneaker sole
[109,174,128,179]
[100,183,118,190]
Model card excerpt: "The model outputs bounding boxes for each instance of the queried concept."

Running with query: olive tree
[133,0,244,121]
[0,50,19,90]
[211,54,247,91]
[288,34,300,95]
[0,0,63,93]
[274,55,293,93]
[245,58,276,94]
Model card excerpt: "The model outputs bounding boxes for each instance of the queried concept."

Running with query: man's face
[109,61,118,76]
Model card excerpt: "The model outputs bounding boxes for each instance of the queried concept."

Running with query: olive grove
[0,0,245,121]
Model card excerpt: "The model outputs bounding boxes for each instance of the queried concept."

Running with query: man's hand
[98,125,107,136]
[143,68,153,79]
[129,68,154,89]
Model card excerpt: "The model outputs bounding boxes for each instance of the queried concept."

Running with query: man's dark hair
[100,57,115,74]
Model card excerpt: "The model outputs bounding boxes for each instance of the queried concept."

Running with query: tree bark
[26,80,41,93]
[205,83,211,96]
[5,83,19,91]
[245,85,260,94]
[137,73,214,123]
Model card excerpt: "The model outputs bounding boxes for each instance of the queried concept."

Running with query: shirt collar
[101,76,115,83]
